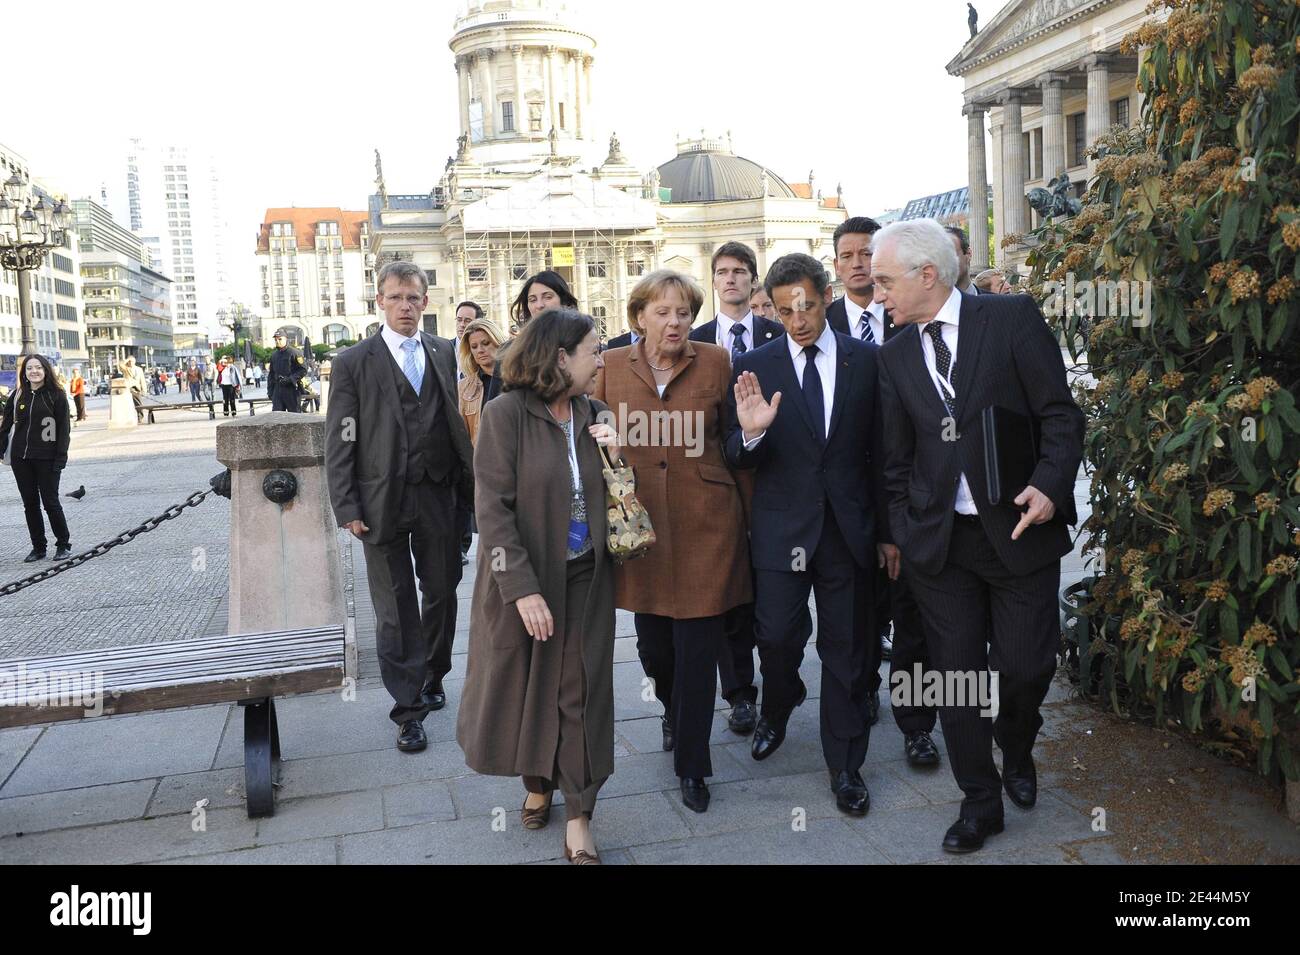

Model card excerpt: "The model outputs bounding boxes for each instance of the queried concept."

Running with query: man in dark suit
[325,261,475,754]
[725,252,894,816]
[828,216,940,767]
[691,241,784,736]
[871,219,1084,853]
[945,225,982,295]
[606,328,637,349]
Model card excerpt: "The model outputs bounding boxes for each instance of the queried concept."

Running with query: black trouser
[877,567,938,735]
[456,500,473,555]
[634,613,723,779]
[719,596,812,706]
[905,514,1060,821]
[12,458,70,551]
[754,507,874,773]
[270,383,299,412]
[220,384,238,416]
[361,479,463,725]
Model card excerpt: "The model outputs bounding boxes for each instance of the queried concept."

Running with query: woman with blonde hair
[456,317,505,446]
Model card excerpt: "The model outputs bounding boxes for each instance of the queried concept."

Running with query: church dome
[656,137,796,203]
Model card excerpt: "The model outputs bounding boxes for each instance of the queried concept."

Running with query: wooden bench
[0,623,355,817]
[144,399,218,423]
[239,397,274,415]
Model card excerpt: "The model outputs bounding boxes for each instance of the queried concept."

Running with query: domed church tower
[450,0,598,168]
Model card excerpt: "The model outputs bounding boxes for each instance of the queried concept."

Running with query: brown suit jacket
[594,340,752,619]
[458,373,485,446]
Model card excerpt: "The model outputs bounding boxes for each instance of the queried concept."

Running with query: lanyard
[558,401,583,496]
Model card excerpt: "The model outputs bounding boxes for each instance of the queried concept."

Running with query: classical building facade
[255,208,373,347]
[367,0,845,340]
[948,0,1154,272]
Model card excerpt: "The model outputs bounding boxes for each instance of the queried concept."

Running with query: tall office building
[117,139,231,342]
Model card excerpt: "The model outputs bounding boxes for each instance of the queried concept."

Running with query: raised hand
[734,370,781,440]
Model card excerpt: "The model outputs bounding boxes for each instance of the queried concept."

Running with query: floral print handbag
[598,445,656,563]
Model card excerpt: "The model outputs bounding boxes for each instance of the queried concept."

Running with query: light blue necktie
[401,338,423,394]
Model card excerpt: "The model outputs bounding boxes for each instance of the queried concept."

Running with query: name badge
[567,519,589,551]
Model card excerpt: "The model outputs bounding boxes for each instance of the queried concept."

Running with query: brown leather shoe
[522,793,552,829]
[564,839,601,865]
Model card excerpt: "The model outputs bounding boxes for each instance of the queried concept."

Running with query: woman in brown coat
[456,317,503,446]
[594,270,751,814]
[457,308,620,864]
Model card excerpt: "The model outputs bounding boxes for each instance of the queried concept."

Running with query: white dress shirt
[715,310,754,354]
[917,286,976,515]
[743,320,836,449]
[844,296,886,344]
[381,322,426,378]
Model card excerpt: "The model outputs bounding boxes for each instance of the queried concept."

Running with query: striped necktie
[859,312,876,344]
[401,338,423,394]
[730,322,747,362]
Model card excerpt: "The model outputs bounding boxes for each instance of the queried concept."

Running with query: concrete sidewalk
[1,392,1297,864]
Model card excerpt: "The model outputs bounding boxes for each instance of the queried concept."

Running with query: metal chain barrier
[0,470,230,598]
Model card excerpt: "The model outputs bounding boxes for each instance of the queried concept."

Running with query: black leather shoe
[830,769,870,816]
[396,719,427,752]
[53,545,72,560]
[680,777,710,813]
[942,815,1004,853]
[751,685,805,760]
[24,549,46,563]
[866,691,880,726]
[661,715,675,752]
[420,680,446,711]
[727,699,757,735]
[1003,759,1038,809]
[904,730,941,766]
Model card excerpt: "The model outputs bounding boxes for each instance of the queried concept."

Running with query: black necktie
[730,322,747,362]
[925,321,955,415]
[801,344,825,442]
[859,313,876,343]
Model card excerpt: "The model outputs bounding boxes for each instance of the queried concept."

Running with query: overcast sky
[6,0,979,305]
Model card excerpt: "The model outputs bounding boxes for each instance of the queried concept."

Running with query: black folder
[981,405,1039,507]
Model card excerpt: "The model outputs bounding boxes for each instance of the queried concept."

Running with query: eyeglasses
[383,294,424,307]
[871,266,921,292]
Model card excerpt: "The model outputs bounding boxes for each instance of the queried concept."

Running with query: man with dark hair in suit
[725,252,895,816]
[827,214,940,767]
[325,260,476,754]
[945,225,980,295]
[606,327,637,349]
[690,240,785,735]
[872,219,1084,853]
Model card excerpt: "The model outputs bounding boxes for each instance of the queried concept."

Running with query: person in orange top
[69,368,87,422]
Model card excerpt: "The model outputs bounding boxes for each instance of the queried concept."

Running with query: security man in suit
[725,252,894,816]
[268,332,309,412]
[827,216,940,767]
[325,261,475,753]
[873,218,1084,853]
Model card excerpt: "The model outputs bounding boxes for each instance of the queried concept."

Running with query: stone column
[480,50,496,140]
[456,56,471,141]
[450,248,464,307]
[1037,73,1067,184]
[215,413,346,634]
[998,89,1027,240]
[989,114,1004,259]
[614,242,629,331]
[1085,54,1113,167]
[574,243,590,311]
[545,46,559,134]
[963,102,990,273]
[582,56,593,114]
[492,246,509,324]
[510,44,525,135]
[571,51,584,138]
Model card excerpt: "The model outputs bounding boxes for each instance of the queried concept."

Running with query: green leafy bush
[1027,0,1300,779]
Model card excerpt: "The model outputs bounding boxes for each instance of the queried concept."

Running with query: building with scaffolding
[366,0,846,340]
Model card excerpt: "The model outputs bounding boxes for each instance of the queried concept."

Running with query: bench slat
[6,639,345,677]
[0,627,345,670]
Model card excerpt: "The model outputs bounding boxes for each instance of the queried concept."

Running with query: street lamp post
[0,170,74,357]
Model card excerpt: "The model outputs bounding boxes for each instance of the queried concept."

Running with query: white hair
[870,219,960,288]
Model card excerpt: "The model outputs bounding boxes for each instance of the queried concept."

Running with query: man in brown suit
[325,261,475,753]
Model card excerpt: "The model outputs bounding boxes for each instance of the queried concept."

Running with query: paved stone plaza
[2,387,1298,864]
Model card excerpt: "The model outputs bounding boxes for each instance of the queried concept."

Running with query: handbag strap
[598,443,619,471]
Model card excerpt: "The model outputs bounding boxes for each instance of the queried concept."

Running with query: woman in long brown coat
[457,308,619,864]
[594,270,751,814]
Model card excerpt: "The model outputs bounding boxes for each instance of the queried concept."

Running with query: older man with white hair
[870,218,1084,854]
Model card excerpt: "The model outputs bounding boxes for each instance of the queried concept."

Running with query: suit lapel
[900,323,952,423]
[950,294,986,424]
[367,334,404,429]
[626,341,659,396]
[826,333,853,443]
[664,339,696,390]
[421,332,458,410]
[755,317,782,346]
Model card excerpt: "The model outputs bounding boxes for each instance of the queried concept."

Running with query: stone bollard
[215,412,346,635]
[107,377,137,430]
